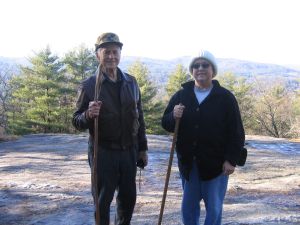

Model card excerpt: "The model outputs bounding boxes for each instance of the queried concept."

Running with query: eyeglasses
[192,63,210,70]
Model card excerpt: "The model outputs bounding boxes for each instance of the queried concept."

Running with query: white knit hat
[189,50,218,76]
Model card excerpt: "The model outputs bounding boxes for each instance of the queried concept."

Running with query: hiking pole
[93,65,103,225]
[158,118,180,225]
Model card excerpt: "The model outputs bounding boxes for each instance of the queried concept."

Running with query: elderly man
[72,32,148,225]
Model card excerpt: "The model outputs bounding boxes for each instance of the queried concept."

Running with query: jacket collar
[181,80,223,98]
[100,67,132,83]
[182,79,220,90]
[118,68,132,82]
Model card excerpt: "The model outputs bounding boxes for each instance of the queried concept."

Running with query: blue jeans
[181,161,228,225]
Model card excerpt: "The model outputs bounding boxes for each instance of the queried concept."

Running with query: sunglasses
[192,63,210,70]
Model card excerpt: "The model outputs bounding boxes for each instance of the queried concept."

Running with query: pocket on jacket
[131,109,140,136]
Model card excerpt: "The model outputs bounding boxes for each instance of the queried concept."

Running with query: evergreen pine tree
[127,60,165,134]
[217,72,253,134]
[9,47,67,134]
[166,64,190,98]
[63,44,98,83]
[63,45,98,132]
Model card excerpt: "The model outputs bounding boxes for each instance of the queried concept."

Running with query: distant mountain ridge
[1,56,300,85]
[120,56,300,85]
[217,58,300,78]
[0,56,29,66]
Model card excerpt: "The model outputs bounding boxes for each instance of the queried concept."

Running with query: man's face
[96,44,121,69]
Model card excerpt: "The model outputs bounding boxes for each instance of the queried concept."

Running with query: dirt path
[0,134,299,225]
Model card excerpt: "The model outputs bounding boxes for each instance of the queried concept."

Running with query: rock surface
[0,134,299,225]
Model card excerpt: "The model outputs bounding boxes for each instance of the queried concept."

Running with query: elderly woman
[161,50,245,225]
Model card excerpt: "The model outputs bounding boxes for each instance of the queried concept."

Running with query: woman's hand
[173,104,185,119]
[223,160,235,175]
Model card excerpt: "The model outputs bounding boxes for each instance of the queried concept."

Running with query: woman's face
[191,58,214,87]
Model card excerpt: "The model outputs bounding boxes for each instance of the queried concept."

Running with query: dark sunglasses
[192,63,210,70]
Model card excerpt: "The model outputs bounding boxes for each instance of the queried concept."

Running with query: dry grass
[290,138,300,142]
[0,134,19,142]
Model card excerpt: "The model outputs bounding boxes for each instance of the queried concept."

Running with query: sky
[1,0,300,66]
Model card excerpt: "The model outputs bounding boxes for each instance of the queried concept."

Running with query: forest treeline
[0,45,299,138]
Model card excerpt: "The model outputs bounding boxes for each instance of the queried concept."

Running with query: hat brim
[95,42,123,51]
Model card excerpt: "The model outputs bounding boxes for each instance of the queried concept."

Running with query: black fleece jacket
[162,80,245,180]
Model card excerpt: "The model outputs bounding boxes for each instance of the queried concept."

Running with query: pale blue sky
[1,0,299,66]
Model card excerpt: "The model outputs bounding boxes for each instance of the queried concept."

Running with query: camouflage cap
[95,32,123,51]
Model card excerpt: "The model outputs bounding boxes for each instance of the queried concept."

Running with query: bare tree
[252,78,295,138]
[0,64,14,134]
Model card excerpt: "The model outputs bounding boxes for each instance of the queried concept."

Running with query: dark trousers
[88,144,137,225]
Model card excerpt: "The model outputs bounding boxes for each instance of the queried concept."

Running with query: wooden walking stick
[93,65,103,225]
[158,118,180,225]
